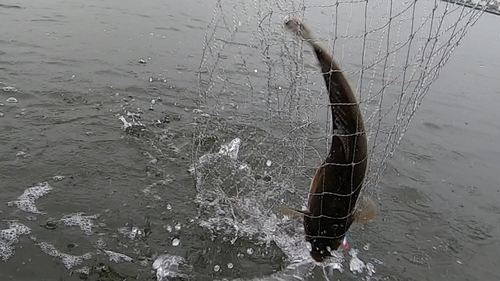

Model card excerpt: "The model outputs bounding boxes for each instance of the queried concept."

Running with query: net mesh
[195,0,483,194]
[192,0,484,271]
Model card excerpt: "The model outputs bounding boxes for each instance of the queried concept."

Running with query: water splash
[193,138,374,279]
[218,137,241,160]
[153,254,187,281]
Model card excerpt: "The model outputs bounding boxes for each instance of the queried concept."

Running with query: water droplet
[227,263,233,269]
[247,248,254,255]
[253,69,258,73]
[175,223,181,231]
[266,160,272,167]
[172,238,180,246]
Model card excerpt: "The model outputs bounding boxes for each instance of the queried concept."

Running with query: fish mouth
[310,250,331,263]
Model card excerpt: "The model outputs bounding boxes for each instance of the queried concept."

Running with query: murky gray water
[1,0,499,280]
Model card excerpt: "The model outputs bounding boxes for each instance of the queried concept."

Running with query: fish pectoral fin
[352,195,377,223]
[280,205,309,219]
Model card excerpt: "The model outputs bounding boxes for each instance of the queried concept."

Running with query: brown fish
[282,16,377,263]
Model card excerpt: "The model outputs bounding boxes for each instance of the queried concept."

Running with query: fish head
[308,237,343,262]
[283,15,314,41]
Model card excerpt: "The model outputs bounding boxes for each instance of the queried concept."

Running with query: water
[1,0,499,280]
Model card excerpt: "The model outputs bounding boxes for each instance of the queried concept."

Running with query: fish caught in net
[192,0,485,278]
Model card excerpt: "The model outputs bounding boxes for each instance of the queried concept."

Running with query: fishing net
[190,0,485,279]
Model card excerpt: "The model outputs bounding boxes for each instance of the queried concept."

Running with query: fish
[282,16,377,263]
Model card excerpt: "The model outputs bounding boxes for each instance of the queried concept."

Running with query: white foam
[7,182,52,214]
[103,250,133,263]
[60,213,98,235]
[73,266,91,275]
[38,242,92,269]
[93,237,106,249]
[0,221,31,261]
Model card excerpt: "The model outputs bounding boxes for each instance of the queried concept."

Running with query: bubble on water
[214,264,220,272]
[60,213,98,235]
[8,182,53,214]
[103,250,133,263]
[53,175,65,181]
[174,223,181,231]
[172,238,180,246]
[246,248,254,255]
[165,225,173,232]
[166,204,172,210]
[6,97,17,103]
[38,242,92,269]
[227,263,234,269]
[153,254,186,281]
[266,159,272,166]
[363,243,370,251]
[0,112,4,117]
